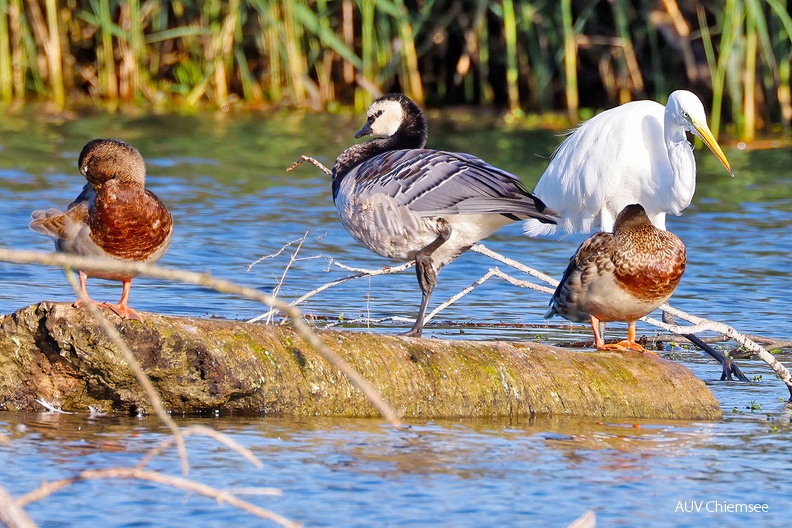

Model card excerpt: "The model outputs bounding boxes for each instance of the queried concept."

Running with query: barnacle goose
[332,93,557,337]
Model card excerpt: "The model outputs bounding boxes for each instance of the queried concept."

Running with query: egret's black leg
[662,312,749,381]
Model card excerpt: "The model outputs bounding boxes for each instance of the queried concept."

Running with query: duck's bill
[694,123,734,177]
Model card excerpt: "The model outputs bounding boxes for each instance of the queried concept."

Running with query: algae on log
[0,302,722,420]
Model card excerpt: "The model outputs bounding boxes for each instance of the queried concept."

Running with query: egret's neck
[664,116,697,215]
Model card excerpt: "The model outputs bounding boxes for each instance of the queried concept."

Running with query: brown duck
[546,203,686,353]
[30,139,173,321]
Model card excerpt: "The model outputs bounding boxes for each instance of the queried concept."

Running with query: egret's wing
[527,101,666,236]
[348,149,556,223]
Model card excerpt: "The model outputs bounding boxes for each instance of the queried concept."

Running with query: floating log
[0,303,721,420]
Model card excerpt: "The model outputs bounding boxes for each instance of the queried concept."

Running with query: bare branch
[471,243,559,286]
[248,261,414,324]
[287,155,332,175]
[247,233,310,272]
[648,305,792,397]
[15,468,298,527]
[266,232,308,324]
[0,485,37,528]
[64,270,191,476]
[137,425,263,471]
[424,269,499,324]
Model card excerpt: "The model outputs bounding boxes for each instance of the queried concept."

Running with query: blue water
[0,110,791,527]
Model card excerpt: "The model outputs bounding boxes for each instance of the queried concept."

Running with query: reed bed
[0,0,790,139]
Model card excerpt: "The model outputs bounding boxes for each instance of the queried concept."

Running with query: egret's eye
[682,111,690,120]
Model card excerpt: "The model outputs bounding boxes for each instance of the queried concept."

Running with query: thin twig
[247,261,414,324]
[324,315,414,329]
[287,155,332,175]
[35,399,74,414]
[425,269,502,324]
[136,425,263,471]
[488,268,556,296]
[469,245,792,394]
[649,304,792,398]
[0,249,401,427]
[471,243,559,286]
[15,468,297,528]
[64,269,191,476]
[267,232,308,324]
[247,233,310,272]
[0,485,37,528]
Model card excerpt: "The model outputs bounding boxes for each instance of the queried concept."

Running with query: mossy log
[0,302,722,420]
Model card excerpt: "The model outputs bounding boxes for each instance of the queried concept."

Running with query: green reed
[0,0,11,104]
[1,1,791,140]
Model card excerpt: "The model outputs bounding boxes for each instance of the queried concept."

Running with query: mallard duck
[332,93,557,337]
[30,138,173,321]
[546,203,686,352]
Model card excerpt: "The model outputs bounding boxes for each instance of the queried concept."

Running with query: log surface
[0,303,722,420]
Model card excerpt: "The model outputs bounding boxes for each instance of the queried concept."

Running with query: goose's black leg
[403,219,452,337]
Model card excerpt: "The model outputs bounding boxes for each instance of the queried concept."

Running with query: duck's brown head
[79,139,146,187]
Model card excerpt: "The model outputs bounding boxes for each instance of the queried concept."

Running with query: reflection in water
[1,110,792,526]
[1,410,790,527]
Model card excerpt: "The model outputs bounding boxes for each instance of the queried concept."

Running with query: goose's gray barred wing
[348,149,556,222]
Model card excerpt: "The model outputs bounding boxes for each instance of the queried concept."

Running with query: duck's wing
[348,149,557,224]
[551,231,615,301]
[29,203,89,241]
[67,183,96,209]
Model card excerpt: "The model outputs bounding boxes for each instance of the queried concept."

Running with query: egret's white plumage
[524,90,733,237]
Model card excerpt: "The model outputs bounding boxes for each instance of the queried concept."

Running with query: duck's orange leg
[72,271,103,310]
[104,279,144,321]
[599,321,659,357]
[590,315,607,349]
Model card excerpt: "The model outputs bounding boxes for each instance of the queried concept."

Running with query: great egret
[546,204,686,352]
[30,139,174,321]
[524,90,733,237]
[332,93,557,337]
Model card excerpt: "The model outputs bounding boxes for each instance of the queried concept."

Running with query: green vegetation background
[1,0,790,140]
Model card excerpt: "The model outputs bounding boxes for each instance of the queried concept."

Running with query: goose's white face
[366,99,404,137]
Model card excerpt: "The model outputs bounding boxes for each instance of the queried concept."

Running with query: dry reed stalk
[561,0,578,120]
[43,0,64,107]
[661,0,698,81]
[8,0,25,99]
[743,9,758,142]
[394,0,423,105]
[282,0,307,105]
